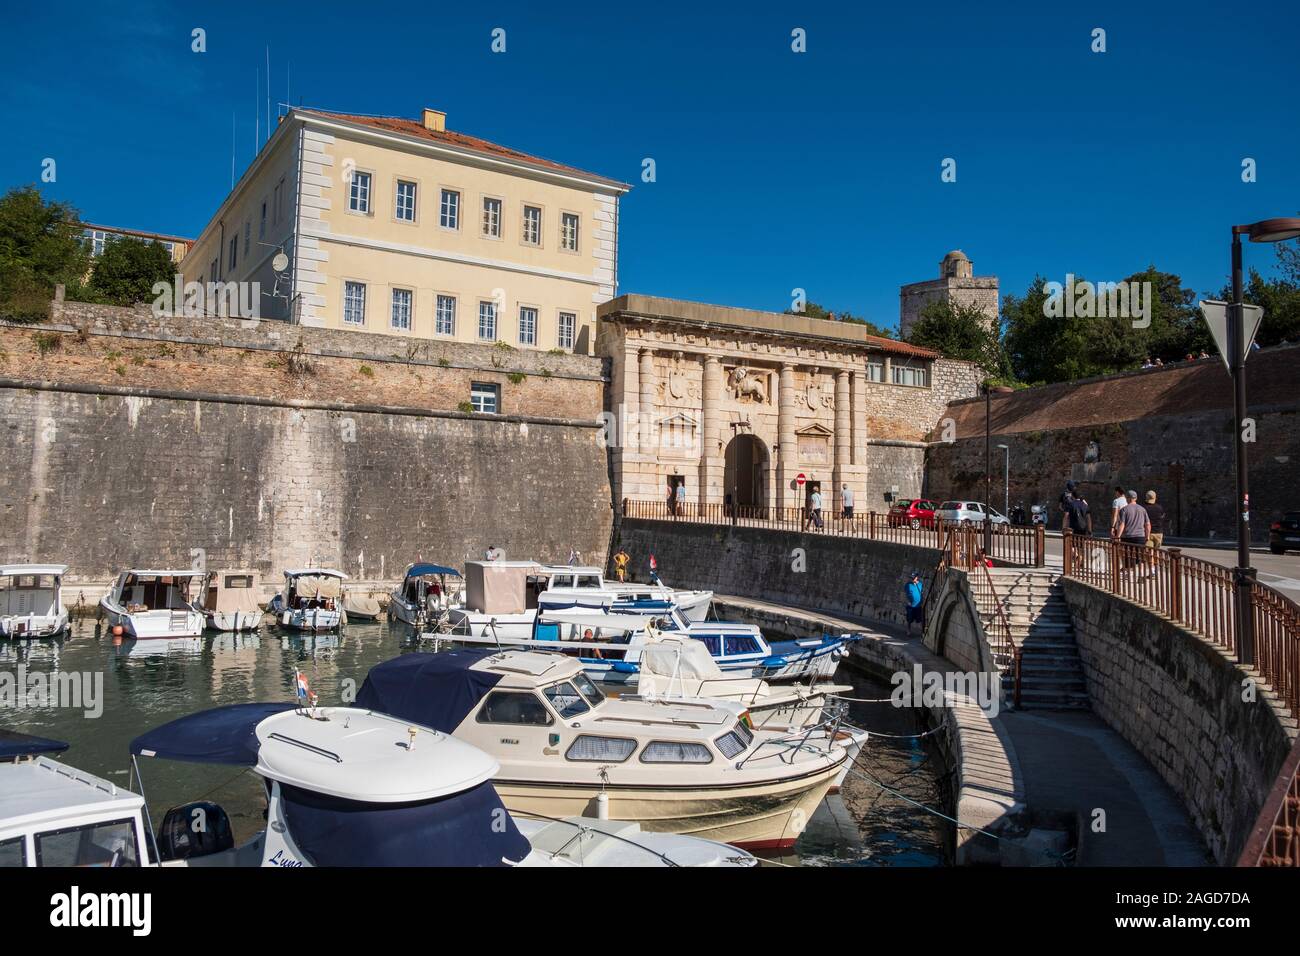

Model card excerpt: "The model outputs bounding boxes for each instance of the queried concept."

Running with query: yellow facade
[181,109,628,354]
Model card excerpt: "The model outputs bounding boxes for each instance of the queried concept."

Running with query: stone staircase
[978,568,1090,710]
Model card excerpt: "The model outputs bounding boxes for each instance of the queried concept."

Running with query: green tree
[784,300,895,339]
[906,297,1011,381]
[0,185,91,321]
[87,234,175,306]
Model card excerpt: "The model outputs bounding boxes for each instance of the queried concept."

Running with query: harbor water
[1,618,951,866]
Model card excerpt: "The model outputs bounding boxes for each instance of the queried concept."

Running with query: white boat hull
[204,609,264,632]
[0,611,69,639]
[278,608,341,631]
[100,600,205,639]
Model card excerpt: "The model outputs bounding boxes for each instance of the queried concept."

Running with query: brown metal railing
[1238,733,1300,867]
[1062,531,1299,718]
[622,498,1045,568]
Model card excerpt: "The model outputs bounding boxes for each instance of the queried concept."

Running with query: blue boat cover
[0,729,70,760]
[130,702,298,764]
[279,779,530,866]
[405,563,461,578]
[355,649,503,733]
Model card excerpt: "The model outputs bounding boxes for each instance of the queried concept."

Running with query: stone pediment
[659,412,699,428]
[794,422,833,437]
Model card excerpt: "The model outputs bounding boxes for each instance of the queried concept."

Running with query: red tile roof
[296,109,630,191]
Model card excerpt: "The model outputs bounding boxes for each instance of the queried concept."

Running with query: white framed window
[228,236,238,271]
[477,301,497,341]
[435,294,456,336]
[471,382,499,414]
[518,306,537,346]
[891,361,930,387]
[439,189,460,229]
[395,180,417,222]
[482,197,501,238]
[243,221,251,257]
[521,205,541,245]
[390,288,412,331]
[161,241,174,258]
[560,212,579,252]
[865,358,884,383]
[343,281,366,326]
[349,171,372,214]
[83,228,107,257]
[259,201,267,239]
[557,311,576,350]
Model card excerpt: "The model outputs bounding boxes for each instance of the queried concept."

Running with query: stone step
[1005,688,1092,709]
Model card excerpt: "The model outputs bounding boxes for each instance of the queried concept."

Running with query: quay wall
[611,519,936,628]
[0,302,612,584]
[1060,578,1297,865]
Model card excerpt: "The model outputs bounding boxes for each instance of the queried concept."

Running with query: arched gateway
[723,434,769,511]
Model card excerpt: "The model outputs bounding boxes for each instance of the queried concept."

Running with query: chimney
[422,108,446,132]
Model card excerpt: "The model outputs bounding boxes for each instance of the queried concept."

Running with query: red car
[888,498,937,529]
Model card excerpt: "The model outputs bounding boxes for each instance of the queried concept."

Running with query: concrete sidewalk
[712,594,1209,866]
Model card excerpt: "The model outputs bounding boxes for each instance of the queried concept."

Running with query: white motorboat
[0,564,70,638]
[388,562,462,627]
[99,569,206,639]
[120,705,751,867]
[199,569,265,632]
[267,569,345,631]
[357,648,849,850]
[446,561,712,640]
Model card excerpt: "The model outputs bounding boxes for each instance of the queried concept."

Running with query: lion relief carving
[727,367,768,404]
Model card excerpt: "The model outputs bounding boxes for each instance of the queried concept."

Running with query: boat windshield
[570,672,605,707]
[543,681,590,719]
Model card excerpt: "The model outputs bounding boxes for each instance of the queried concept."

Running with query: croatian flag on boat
[295,671,310,701]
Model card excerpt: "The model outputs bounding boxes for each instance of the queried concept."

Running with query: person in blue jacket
[905,571,925,635]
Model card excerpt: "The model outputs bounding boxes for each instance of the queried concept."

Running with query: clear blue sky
[3,0,1297,330]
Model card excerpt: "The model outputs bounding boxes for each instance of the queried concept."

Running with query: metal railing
[1062,531,1299,719]
[623,498,1045,568]
[1238,734,1300,867]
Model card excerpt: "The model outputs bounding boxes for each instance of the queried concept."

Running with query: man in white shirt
[805,488,824,531]
[1110,486,1127,538]
[841,484,855,520]
[484,545,502,561]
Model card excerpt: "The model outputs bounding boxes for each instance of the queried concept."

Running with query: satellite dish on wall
[272,252,289,273]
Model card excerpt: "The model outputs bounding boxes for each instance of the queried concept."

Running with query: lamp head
[1246,217,1300,243]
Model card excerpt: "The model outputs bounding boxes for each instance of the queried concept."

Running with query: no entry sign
[796,473,806,486]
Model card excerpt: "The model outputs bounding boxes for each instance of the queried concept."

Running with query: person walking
[1109,485,1127,539]
[1111,489,1151,572]
[1061,487,1092,567]
[808,487,824,531]
[841,483,855,523]
[904,571,924,636]
[674,481,687,517]
[1142,490,1167,573]
[612,549,630,582]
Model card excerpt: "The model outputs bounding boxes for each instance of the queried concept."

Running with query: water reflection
[1,618,949,866]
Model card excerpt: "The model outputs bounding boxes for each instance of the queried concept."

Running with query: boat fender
[596,792,610,820]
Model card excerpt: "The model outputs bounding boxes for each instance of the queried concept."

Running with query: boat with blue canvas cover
[115,701,753,867]
[388,562,462,628]
[356,647,847,850]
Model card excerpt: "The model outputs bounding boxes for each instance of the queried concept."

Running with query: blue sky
[3,0,1297,330]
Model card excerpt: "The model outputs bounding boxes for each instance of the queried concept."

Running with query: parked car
[1269,512,1300,555]
[935,501,1011,529]
[887,498,938,529]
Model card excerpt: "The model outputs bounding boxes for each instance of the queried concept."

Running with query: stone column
[639,348,658,497]
[698,355,722,505]
[851,370,867,466]
[612,345,640,506]
[832,369,850,498]
[778,363,797,509]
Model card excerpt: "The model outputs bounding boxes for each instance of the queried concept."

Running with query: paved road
[1040,533,1300,596]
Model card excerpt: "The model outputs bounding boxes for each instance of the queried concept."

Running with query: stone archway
[724,434,769,512]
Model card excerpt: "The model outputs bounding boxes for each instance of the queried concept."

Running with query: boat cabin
[0,564,68,638]
[201,571,263,617]
[281,569,345,609]
[112,570,203,612]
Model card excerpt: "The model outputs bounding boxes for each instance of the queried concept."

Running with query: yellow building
[81,223,190,263]
[181,107,630,354]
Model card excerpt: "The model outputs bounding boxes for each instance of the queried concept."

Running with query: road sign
[1200,300,1264,371]
[796,473,806,486]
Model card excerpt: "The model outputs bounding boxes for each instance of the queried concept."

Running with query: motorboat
[199,569,265,632]
[267,569,345,631]
[388,562,462,627]
[0,564,70,638]
[98,569,206,639]
[120,704,752,867]
[446,562,711,640]
[342,591,383,622]
[356,648,849,849]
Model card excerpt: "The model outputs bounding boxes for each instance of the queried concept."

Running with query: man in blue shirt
[905,571,924,635]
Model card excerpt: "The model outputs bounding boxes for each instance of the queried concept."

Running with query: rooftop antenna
[254,66,259,159]
[231,112,236,188]
[265,46,271,145]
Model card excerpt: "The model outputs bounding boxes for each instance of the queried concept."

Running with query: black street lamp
[1227,216,1300,666]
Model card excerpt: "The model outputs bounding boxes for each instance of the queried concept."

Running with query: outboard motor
[156,801,235,862]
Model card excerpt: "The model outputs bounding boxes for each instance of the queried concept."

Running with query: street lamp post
[984,384,992,554]
[1224,217,1300,666]
[997,443,1010,518]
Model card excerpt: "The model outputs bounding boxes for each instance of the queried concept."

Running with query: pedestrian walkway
[710,594,1208,865]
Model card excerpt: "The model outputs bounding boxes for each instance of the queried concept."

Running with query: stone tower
[899,250,999,340]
